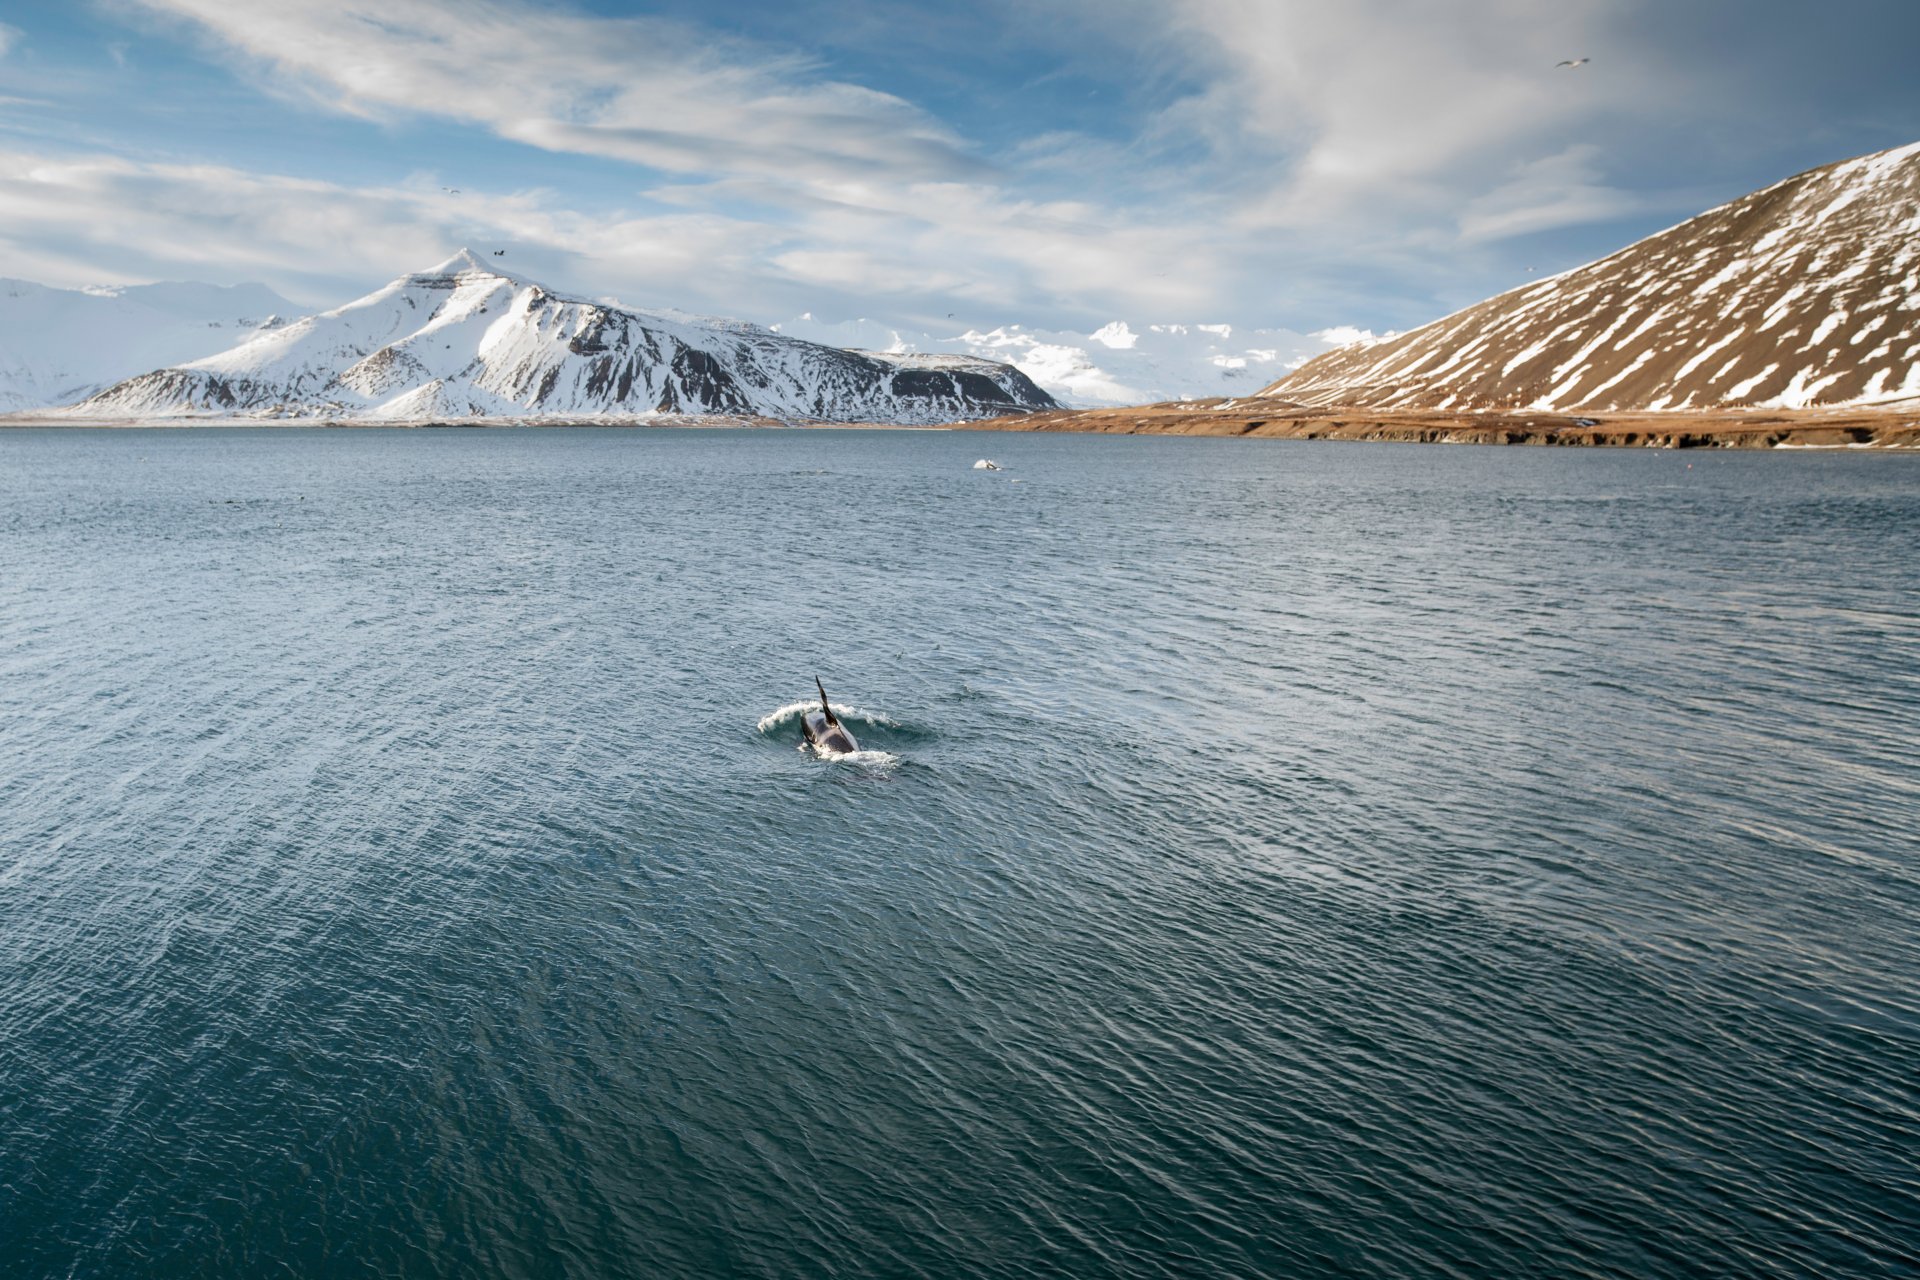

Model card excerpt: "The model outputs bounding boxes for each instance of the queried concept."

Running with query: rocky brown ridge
[957,399,1920,449]
[1259,141,1920,414]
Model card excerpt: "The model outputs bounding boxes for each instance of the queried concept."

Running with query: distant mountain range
[61,252,1055,423]
[1262,141,1920,413]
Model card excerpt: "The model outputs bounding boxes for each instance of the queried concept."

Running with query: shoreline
[4,402,1917,449]
[0,413,805,431]
[0,413,955,432]
[954,400,1920,450]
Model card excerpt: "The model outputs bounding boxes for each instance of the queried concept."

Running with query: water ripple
[2,430,1917,1277]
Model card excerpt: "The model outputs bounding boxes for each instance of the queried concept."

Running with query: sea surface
[2,426,1916,1278]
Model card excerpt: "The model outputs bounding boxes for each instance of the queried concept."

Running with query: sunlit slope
[1262,142,1920,412]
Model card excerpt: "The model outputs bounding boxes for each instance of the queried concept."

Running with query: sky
[1,0,1916,337]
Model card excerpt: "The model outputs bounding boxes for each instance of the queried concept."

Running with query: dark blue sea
[2,427,1917,1278]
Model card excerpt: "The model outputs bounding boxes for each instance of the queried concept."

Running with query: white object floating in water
[973,459,1001,470]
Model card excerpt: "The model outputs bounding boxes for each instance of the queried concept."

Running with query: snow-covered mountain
[70,252,1055,423]
[772,313,1342,408]
[0,278,297,412]
[1261,141,1920,412]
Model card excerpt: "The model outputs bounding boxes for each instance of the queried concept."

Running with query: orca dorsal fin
[815,675,839,726]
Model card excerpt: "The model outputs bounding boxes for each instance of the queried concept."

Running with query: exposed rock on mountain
[1261,141,1920,412]
[70,252,1055,423]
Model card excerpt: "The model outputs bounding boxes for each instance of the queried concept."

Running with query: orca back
[803,709,858,754]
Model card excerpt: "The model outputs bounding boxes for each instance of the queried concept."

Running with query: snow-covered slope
[72,252,1056,423]
[772,314,1340,408]
[1262,141,1920,412]
[0,278,296,411]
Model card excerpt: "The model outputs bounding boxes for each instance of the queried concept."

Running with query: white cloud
[98,0,1245,326]
[1456,145,1649,242]
[19,0,1878,341]
[0,142,1226,333]
[125,0,979,186]
[0,22,22,57]
[1069,0,1700,258]
[0,147,762,306]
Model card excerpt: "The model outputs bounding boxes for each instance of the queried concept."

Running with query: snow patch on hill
[1264,140,1920,413]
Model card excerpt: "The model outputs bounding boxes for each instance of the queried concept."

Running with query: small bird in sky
[493,249,506,256]
[442,186,460,193]
[1556,58,1589,68]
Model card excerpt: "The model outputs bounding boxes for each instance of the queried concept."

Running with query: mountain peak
[387,249,547,302]
[422,248,488,276]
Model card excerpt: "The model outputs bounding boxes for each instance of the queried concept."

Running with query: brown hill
[1261,142,1920,413]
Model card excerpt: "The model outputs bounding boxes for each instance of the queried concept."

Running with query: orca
[801,676,859,754]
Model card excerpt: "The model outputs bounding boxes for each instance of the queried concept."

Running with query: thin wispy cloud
[0,144,1213,325]
[124,0,982,185]
[0,146,781,306]
[1456,145,1652,243]
[1133,0,1662,229]
[100,0,1229,320]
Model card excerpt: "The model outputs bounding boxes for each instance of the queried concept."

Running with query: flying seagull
[1556,58,1589,68]
[442,186,460,193]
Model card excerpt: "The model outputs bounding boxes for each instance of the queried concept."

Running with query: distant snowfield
[0,278,296,412]
[769,314,1351,409]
